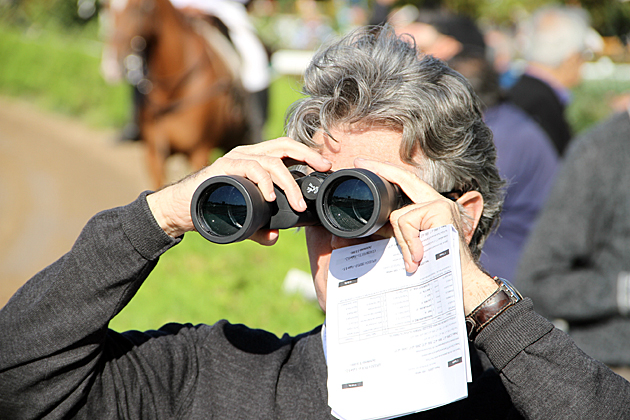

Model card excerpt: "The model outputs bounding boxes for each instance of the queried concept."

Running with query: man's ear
[457,191,484,244]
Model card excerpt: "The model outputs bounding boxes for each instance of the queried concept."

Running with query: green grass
[110,229,324,337]
[567,79,630,136]
[265,75,306,139]
[0,24,131,128]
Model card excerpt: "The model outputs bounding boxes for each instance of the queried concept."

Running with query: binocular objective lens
[200,185,248,236]
[327,178,374,231]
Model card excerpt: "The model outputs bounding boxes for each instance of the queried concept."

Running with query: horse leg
[189,145,211,172]
[145,130,170,189]
[146,145,164,190]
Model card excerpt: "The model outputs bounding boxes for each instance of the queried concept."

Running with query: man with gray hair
[507,5,599,155]
[0,25,628,420]
[392,8,559,281]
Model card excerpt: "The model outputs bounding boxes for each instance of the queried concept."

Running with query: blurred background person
[393,8,559,281]
[507,5,603,156]
[484,25,521,90]
[390,7,486,62]
[367,0,396,26]
[516,103,630,378]
[171,0,270,136]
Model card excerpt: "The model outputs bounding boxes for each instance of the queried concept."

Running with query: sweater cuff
[121,191,182,261]
[475,298,554,371]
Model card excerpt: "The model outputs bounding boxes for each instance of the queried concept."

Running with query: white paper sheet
[326,225,471,420]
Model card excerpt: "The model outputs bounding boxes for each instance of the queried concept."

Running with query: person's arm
[0,138,332,419]
[477,298,630,419]
[0,192,183,418]
[516,124,624,321]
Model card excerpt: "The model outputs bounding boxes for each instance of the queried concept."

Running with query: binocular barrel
[191,168,411,244]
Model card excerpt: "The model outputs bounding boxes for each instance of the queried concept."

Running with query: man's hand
[146,138,332,243]
[353,158,498,315]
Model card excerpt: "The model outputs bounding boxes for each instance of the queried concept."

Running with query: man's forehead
[313,126,402,154]
[310,126,425,178]
[312,124,403,143]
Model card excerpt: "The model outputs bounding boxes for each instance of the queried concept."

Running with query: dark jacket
[517,111,630,366]
[507,74,572,155]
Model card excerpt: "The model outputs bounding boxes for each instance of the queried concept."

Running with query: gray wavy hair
[285,25,504,259]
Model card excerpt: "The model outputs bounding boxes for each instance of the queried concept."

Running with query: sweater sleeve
[0,192,193,419]
[476,299,630,419]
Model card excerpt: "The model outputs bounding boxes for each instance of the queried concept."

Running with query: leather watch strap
[466,277,522,341]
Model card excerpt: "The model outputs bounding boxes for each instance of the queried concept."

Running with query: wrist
[465,277,523,341]
[146,190,187,238]
[461,264,499,315]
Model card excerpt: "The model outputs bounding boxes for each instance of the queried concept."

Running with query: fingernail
[405,261,411,272]
[299,198,307,210]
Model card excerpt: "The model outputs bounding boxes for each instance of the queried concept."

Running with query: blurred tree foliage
[0,0,99,33]
[583,0,630,41]
[396,0,630,40]
[2,0,629,43]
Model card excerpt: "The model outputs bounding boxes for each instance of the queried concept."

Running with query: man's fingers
[353,158,442,204]
[249,229,280,246]
[226,154,305,210]
[232,138,332,172]
[221,139,332,212]
[390,206,423,272]
[390,200,460,272]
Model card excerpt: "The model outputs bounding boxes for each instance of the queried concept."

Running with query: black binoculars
[190,168,413,244]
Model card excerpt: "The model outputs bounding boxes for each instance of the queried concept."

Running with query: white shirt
[170,0,270,92]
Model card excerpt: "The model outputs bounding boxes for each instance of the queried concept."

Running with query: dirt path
[0,97,157,307]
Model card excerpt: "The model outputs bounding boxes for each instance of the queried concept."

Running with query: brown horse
[101,0,256,188]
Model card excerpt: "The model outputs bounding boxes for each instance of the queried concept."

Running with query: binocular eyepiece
[190,168,412,244]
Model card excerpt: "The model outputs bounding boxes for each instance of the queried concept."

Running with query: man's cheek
[313,254,330,312]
